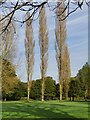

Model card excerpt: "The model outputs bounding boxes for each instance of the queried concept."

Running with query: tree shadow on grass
[2,102,88,120]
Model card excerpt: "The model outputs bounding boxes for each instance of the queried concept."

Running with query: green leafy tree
[68,77,79,101]
[2,59,22,100]
[44,77,56,100]
[76,62,89,99]
[30,80,41,100]
[19,82,27,97]
[56,83,59,99]
[30,77,56,100]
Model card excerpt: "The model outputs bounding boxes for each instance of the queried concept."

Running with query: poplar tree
[25,12,35,101]
[39,6,48,101]
[55,1,66,101]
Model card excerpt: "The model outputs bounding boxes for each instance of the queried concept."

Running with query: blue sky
[15,4,88,83]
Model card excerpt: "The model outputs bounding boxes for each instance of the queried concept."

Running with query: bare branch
[0,0,88,33]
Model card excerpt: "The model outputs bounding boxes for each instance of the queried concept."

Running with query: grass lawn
[0,100,89,119]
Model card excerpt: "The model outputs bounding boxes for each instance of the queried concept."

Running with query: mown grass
[0,100,89,119]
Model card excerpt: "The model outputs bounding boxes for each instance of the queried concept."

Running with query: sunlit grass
[1,100,89,118]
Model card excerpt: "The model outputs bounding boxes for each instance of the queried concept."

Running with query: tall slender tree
[25,12,35,101]
[63,44,71,100]
[39,6,48,101]
[55,1,66,101]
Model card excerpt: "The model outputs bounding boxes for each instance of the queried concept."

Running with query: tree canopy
[2,59,22,100]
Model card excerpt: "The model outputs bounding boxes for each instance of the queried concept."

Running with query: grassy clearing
[1,100,89,119]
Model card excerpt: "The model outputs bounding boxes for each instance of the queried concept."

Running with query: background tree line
[1,59,89,101]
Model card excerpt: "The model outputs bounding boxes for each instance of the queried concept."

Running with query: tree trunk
[41,57,45,102]
[27,79,30,101]
[70,97,71,101]
[41,79,44,101]
[4,98,6,101]
[59,84,62,101]
[59,50,62,101]
[65,92,68,100]
[72,96,74,101]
